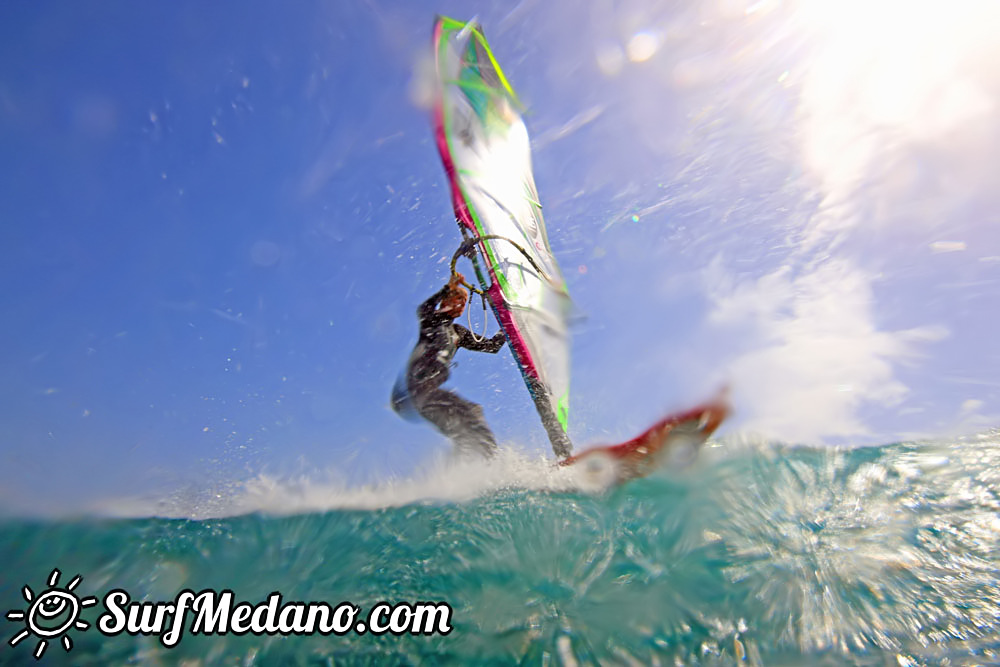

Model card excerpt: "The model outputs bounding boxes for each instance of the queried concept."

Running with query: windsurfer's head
[439,275,468,319]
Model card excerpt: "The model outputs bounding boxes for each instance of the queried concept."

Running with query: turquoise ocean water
[3,434,999,665]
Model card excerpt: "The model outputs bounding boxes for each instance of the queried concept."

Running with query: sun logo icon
[6,568,97,659]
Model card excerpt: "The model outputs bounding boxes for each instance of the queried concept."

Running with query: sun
[6,568,98,659]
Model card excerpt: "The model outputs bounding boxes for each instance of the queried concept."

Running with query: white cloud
[706,257,947,442]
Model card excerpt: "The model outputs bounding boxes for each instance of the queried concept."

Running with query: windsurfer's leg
[415,387,498,458]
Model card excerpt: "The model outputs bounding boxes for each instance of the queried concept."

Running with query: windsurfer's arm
[417,285,452,320]
[455,326,507,353]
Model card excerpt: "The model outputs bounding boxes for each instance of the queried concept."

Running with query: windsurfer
[393,272,506,457]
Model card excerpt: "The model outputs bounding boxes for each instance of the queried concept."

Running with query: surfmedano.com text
[98,589,453,647]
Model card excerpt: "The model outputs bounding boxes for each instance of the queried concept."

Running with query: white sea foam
[92,446,595,519]
[90,434,736,519]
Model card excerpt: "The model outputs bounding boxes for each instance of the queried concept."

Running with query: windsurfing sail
[431,16,573,458]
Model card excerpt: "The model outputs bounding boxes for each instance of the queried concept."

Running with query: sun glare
[794,0,1000,202]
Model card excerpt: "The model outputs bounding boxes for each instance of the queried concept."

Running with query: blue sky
[2,1,998,514]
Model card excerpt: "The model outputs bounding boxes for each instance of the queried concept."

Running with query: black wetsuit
[403,284,506,457]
